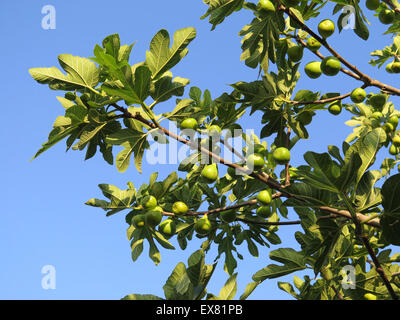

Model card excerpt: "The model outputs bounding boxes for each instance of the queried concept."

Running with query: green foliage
[30,0,400,301]
[121,249,237,300]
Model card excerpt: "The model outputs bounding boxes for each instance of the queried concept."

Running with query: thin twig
[236,217,301,226]
[318,206,380,228]
[290,91,350,106]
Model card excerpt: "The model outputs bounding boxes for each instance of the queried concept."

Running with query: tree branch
[294,36,362,81]
[382,0,400,13]
[290,90,351,106]
[111,103,291,196]
[283,5,400,96]
[360,234,399,300]
[318,206,380,228]
[111,104,383,231]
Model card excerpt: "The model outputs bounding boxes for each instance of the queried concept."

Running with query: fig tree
[284,0,300,6]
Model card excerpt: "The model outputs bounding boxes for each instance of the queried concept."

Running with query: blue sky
[0,0,399,300]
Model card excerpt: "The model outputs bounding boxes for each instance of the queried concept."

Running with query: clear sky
[0,0,398,300]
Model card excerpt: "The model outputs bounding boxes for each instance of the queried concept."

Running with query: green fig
[180,118,198,130]
[132,214,146,228]
[194,216,212,235]
[318,19,335,38]
[256,206,271,218]
[364,293,378,300]
[172,201,189,215]
[379,9,395,25]
[321,56,341,76]
[304,61,322,79]
[386,62,394,73]
[389,144,400,155]
[328,103,342,115]
[201,163,219,183]
[391,62,400,73]
[257,189,272,205]
[350,88,367,103]
[383,122,395,133]
[307,37,321,52]
[247,153,265,170]
[297,111,313,125]
[392,135,400,146]
[145,206,163,228]
[158,219,177,238]
[257,0,276,12]
[272,147,291,165]
[389,115,399,128]
[287,45,303,62]
[142,195,158,210]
